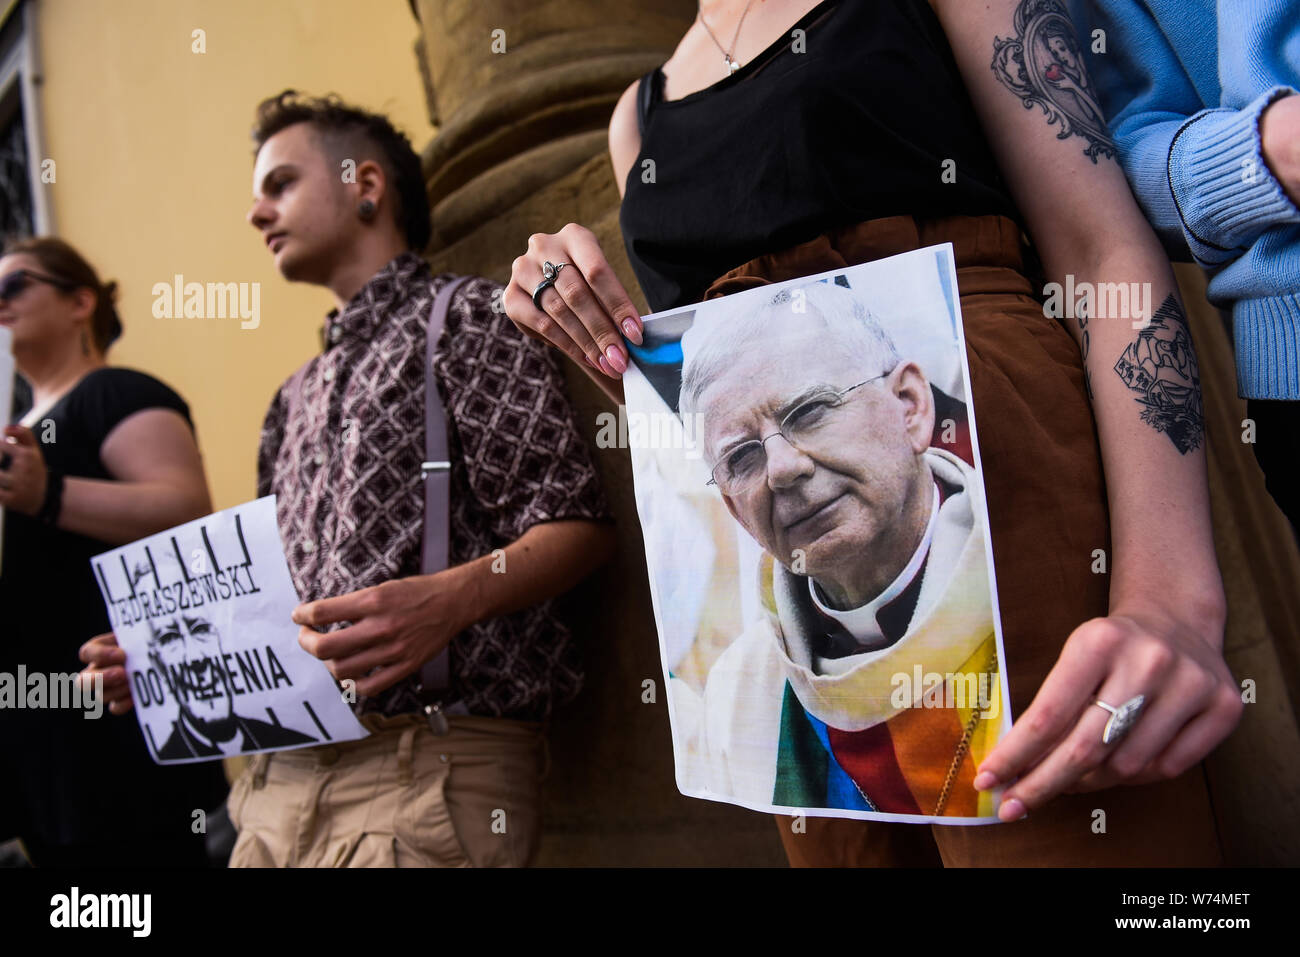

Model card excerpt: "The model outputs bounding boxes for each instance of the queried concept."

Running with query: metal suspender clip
[420,461,451,476]
[423,701,450,736]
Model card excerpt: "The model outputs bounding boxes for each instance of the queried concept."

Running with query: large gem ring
[1094,694,1145,745]
[531,261,571,310]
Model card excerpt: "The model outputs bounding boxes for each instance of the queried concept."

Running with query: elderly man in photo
[680,281,1002,817]
[128,543,318,760]
[146,609,318,760]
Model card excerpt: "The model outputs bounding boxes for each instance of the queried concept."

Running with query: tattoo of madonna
[1112,295,1204,454]
[991,0,1117,163]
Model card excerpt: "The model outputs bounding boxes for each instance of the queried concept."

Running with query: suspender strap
[417,274,475,694]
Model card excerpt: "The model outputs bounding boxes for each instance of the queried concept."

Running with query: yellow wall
[33,0,434,508]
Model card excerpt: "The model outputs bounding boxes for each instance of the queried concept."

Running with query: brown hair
[2,236,123,353]
[250,89,432,252]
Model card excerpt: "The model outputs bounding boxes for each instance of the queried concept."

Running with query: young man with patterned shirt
[82,91,615,867]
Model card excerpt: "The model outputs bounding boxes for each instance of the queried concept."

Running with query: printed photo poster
[621,244,1013,823]
[91,495,367,764]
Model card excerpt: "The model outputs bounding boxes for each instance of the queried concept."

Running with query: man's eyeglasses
[0,269,76,303]
[706,372,891,495]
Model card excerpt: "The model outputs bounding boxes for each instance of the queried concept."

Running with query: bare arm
[457,518,616,626]
[935,0,1221,610]
[609,78,642,203]
[62,408,212,542]
[1,408,211,545]
[293,518,616,697]
[930,0,1240,816]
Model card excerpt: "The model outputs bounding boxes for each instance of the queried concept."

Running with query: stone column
[414,0,694,279]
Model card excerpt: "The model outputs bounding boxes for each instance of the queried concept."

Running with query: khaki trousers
[707,213,1225,867]
[226,713,546,868]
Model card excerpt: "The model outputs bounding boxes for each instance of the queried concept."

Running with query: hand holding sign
[0,426,48,516]
[293,568,474,699]
[91,495,367,763]
[78,632,133,715]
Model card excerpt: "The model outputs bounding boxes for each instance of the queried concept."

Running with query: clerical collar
[808,478,941,651]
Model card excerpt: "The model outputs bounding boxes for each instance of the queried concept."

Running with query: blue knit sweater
[1070,0,1300,399]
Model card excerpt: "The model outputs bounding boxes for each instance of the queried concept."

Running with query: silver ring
[1094,694,1145,745]
[532,261,571,309]
[532,278,555,310]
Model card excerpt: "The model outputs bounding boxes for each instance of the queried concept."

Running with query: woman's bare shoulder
[609,79,643,199]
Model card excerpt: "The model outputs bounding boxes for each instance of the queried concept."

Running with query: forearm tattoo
[991,0,1117,163]
[1112,295,1204,454]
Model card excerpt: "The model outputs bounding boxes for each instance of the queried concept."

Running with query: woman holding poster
[0,237,227,867]
[504,0,1240,866]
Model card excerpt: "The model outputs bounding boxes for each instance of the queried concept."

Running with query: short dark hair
[251,90,432,252]
[3,235,123,353]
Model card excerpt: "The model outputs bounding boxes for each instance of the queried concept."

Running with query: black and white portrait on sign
[92,496,367,764]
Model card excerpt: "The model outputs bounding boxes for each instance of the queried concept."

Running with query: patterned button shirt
[256,252,612,721]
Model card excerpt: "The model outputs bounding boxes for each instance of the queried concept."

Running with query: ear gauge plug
[358,199,376,220]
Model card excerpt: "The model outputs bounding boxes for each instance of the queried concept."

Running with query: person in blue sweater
[1071,0,1300,530]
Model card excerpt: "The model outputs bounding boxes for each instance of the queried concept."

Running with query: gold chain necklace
[932,704,985,816]
[847,644,999,817]
[933,644,999,816]
[697,0,757,74]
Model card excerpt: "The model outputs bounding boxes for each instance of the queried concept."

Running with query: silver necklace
[698,0,757,74]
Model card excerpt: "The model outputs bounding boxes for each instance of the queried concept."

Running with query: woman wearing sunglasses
[0,236,228,867]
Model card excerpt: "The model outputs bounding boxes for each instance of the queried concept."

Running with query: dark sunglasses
[0,269,77,302]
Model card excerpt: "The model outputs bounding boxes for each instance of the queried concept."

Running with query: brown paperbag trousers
[226,713,546,867]
[703,214,1224,867]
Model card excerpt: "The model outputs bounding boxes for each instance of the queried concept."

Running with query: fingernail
[621,318,643,345]
[999,798,1027,822]
[605,345,627,374]
[973,771,998,791]
[583,354,598,369]
[597,354,616,377]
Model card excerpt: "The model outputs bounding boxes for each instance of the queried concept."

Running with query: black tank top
[619,0,1019,312]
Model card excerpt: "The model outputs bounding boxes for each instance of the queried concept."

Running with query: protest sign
[91,495,366,763]
[623,244,1012,823]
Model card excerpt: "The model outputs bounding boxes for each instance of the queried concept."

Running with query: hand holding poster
[91,495,367,763]
[622,244,1012,824]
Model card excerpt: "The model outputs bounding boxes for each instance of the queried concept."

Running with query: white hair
[679,280,901,417]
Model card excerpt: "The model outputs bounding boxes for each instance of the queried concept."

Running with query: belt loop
[397,724,418,786]
[250,753,270,789]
